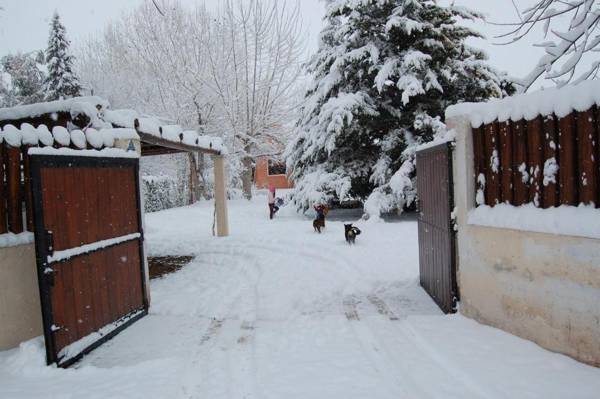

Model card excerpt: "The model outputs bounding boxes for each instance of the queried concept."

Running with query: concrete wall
[448,116,600,367]
[0,243,43,350]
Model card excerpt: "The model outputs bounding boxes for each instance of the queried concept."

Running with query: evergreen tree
[286,0,504,216]
[43,12,81,101]
[0,52,46,107]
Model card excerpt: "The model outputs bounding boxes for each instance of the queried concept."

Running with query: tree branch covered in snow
[77,0,306,198]
[498,0,600,91]
[286,0,503,216]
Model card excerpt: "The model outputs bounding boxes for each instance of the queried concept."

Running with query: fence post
[558,114,578,205]
[576,108,598,205]
[498,121,513,204]
[5,145,23,233]
[212,155,229,237]
[0,143,7,234]
[542,115,559,208]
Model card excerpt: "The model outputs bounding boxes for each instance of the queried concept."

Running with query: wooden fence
[0,143,33,235]
[473,107,599,208]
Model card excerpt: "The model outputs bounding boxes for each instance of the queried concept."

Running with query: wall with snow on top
[448,115,600,367]
[0,243,42,351]
[446,80,600,128]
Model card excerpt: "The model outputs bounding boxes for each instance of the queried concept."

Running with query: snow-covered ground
[1,195,599,398]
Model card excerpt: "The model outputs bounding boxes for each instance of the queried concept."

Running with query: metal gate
[30,154,148,367]
[416,142,458,314]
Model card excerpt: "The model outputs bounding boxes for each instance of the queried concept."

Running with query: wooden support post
[212,155,229,237]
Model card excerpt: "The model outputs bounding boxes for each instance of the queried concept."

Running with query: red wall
[254,157,294,189]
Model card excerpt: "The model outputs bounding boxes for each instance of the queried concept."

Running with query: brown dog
[313,205,329,233]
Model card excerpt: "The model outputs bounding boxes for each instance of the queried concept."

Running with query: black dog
[344,224,361,245]
[313,218,325,233]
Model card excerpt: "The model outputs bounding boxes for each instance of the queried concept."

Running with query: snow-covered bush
[142,176,181,213]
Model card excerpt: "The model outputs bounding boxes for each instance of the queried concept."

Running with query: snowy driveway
[1,197,599,398]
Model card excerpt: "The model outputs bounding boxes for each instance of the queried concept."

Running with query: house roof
[0,97,225,156]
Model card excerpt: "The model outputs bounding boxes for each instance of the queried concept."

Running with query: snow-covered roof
[445,80,600,128]
[0,96,111,129]
[104,109,225,154]
[0,97,226,155]
[0,123,138,150]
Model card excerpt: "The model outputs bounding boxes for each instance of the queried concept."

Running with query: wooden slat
[0,144,7,234]
[527,117,544,206]
[576,108,598,205]
[484,123,501,206]
[512,120,529,205]
[22,147,34,231]
[542,115,559,208]
[472,127,485,205]
[558,114,578,205]
[498,121,513,204]
[5,146,23,233]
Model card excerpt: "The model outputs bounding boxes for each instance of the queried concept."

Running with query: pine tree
[0,52,46,107]
[43,12,81,101]
[286,0,504,215]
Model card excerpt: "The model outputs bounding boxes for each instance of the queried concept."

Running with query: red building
[254,156,294,189]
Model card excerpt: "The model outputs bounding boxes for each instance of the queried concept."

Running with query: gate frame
[416,141,459,314]
[29,154,149,367]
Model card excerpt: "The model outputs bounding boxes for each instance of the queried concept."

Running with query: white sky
[0,0,547,85]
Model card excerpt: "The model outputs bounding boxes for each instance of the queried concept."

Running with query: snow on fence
[0,124,138,236]
[447,82,600,209]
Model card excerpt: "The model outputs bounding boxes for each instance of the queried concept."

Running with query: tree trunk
[241,156,254,200]
[188,152,199,205]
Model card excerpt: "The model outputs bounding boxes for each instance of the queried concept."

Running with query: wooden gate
[30,154,148,367]
[416,142,458,314]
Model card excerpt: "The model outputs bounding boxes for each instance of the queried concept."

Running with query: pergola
[0,96,229,237]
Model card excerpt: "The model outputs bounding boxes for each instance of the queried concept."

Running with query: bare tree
[497,0,600,91]
[78,0,305,199]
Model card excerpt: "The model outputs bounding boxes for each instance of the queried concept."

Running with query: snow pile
[58,310,145,363]
[52,126,70,146]
[47,233,141,263]
[28,147,139,159]
[469,203,600,239]
[0,96,111,128]
[446,80,600,127]
[85,128,103,149]
[36,125,54,146]
[104,109,226,154]
[0,232,34,248]
[2,124,21,146]
[160,125,182,142]
[70,130,86,149]
[543,157,559,186]
[415,128,456,152]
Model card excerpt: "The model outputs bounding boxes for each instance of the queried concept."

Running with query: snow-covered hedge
[142,176,182,213]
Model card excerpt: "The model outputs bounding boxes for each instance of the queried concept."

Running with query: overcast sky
[0,0,546,85]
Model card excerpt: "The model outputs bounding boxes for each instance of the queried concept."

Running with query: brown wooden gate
[30,154,148,367]
[416,142,458,314]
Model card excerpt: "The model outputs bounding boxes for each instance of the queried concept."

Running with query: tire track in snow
[341,299,428,398]
[367,294,399,321]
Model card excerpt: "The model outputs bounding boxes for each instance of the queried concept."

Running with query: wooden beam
[137,132,221,156]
